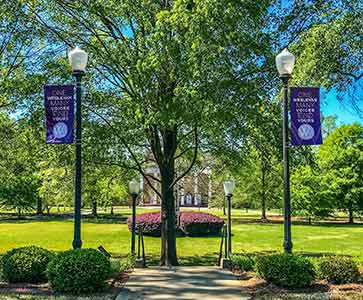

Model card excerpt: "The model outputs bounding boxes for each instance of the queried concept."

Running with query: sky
[321,90,362,125]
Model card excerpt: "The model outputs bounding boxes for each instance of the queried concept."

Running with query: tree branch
[171,127,198,188]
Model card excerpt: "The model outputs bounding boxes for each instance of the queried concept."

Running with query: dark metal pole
[281,75,292,254]
[226,194,232,257]
[131,193,137,256]
[141,226,146,266]
[72,71,84,249]
[137,226,141,259]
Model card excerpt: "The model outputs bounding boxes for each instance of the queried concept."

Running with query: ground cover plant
[230,254,255,272]
[119,255,135,273]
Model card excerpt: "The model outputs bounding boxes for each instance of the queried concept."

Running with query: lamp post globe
[276,48,295,77]
[68,46,88,73]
[129,179,140,256]
[69,46,88,250]
[276,48,295,254]
[223,180,235,196]
[129,179,140,196]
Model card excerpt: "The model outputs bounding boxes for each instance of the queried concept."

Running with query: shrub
[127,212,162,236]
[119,255,136,273]
[128,211,224,237]
[231,255,254,272]
[1,246,54,283]
[255,254,315,288]
[317,256,359,284]
[179,212,224,236]
[47,249,112,294]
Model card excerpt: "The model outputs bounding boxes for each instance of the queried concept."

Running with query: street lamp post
[129,179,140,256]
[68,46,88,249]
[276,48,295,254]
[220,179,235,269]
[223,180,235,257]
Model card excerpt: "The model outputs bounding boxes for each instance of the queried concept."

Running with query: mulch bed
[234,270,363,299]
[0,272,129,296]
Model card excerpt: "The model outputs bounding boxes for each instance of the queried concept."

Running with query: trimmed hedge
[47,249,112,294]
[231,255,254,272]
[127,212,162,236]
[317,256,359,284]
[255,254,315,288]
[127,211,224,237]
[1,246,54,283]
[179,212,224,236]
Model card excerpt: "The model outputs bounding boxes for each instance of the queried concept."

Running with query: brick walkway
[117,266,249,300]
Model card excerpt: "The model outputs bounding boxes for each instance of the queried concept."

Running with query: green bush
[1,246,54,283]
[231,255,254,272]
[47,249,112,294]
[119,255,135,273]
[255,254,315,288]
[317,256,359,284]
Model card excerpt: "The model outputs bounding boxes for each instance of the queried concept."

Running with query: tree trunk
[348,200,354,224]
[223,199,226,216]
[36,198,43,215]
[110,205,114,215]
[17,208,21,219]
[92,198,97,218]
[261,167,267,220]
[159,129,178,266]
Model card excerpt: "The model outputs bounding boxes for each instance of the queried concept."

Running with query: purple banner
[44,85,74,144]
[291,87,322,146]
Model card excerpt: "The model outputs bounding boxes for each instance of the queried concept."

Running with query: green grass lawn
[0,212,362,299]
[0,218,362,260]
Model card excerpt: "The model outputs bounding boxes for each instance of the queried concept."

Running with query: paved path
[117,266,250,300]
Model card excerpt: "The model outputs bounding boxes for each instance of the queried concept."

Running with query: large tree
[318,124,363,223]
[32,0,279,265]
[291,165,334,223]
[25,0,343,265]
[292,1,363,117]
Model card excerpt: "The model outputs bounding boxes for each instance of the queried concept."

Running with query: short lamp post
[221,180,235,269]
[276,48,295,254]
[129,179,140,256]
[68,46,88,249]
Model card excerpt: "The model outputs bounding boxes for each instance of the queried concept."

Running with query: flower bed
[127,211,224,237]
[127,212,162,237]
[179,212,224,236]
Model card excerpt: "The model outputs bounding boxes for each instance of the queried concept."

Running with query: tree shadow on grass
[0,214,127,224]
[145,253,219,266]
[233,218,363,229]
[232,250,353,259]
